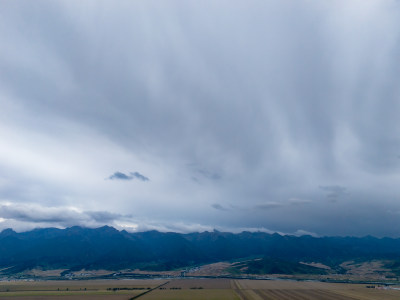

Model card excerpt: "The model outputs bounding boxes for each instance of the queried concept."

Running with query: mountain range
[1,226,400,274]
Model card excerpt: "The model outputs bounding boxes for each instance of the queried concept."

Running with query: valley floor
[1,278,399,300]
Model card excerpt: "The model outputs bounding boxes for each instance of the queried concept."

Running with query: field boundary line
[234,288,249,300]
[129,281,169,300]
[246,289,264,300]
[254,289,277,300]
[232,279,243,289]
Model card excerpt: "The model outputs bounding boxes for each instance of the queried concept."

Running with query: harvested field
[163,278,232,289]
[0,296,131,300]
[1,278,399,299]
[231,279,400,300]
[0,279,165,291]
[0,279,167,299]
[234,279,361,290]
[140,289,239,300]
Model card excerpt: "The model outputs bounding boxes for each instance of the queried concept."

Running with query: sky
[1,0,400,237]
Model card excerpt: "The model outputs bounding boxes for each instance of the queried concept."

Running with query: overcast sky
[1,0,400,237]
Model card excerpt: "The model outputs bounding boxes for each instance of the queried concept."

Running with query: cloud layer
[1,0,400,236]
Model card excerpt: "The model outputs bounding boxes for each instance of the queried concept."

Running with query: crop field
[231,279,400,300]
[0,278,399,299]
[0,279,166,300]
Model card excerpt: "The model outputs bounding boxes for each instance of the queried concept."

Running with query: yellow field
[0,278,399,299]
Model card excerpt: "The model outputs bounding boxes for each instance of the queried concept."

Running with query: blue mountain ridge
[1,226,400,274]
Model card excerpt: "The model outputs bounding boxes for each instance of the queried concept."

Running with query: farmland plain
[1,278,399,300]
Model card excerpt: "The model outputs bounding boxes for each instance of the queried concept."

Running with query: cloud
[292,229,319,237]
[211,203,228,211]
[0,203,127,229]
[254,202,284,210]
[196,169,221,181]
[85,211,127,222]
[1,0,400,237]
[130,172,150,181]
[319,185,347,202]
[109,172,132,180]
[187,163,221,183]
[289,198,312,205]
[108,171,149,181]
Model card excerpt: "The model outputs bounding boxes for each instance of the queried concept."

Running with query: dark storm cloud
[1,0,400,236]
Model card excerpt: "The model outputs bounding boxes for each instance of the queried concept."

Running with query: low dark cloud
[0,203,126,228]
[0,204,68,223]
[85,211,125,222]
